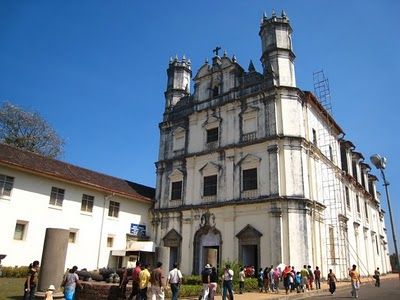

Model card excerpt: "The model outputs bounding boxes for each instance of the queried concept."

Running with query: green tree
[0,101,64,158]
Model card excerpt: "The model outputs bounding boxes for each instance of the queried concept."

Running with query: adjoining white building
[152,11,391,278]
[0,143,155,270]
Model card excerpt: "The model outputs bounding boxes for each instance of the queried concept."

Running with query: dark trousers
[329,282,336,294]
[315,278,321,289]
[23,285,36,300]
[128,282,140,300]
[222,280,234,300]
[239,281,244,293]
[138,287,148,300]
[375,277,380,287]
[170,283,180,300]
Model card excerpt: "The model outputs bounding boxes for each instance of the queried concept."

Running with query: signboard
[130,224,146,237]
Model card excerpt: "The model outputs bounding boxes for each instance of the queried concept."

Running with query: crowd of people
[21,259,381,300]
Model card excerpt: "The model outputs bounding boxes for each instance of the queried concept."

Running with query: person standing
[349,264,361,298]
[128,261,142,300]
[327,269,337,295]
[314,266,321,290]
[374,267,381,287]
[149,262,165,300]
[238,267,245,294]
[307,265,314,290]
[300,265,308,292]
[222,264,234,300]
[139,264,151,300]
[272,268,280,293]
[282,266,293,295]
[200,264,211,300]
[63,266,82,300]
[167,263,182,300]
[23,260,40,300]
[119,267,129,299]
[209,267,218,300]
[268,266,275,292]
[257,268,263,292]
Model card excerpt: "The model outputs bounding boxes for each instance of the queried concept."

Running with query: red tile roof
[0,143,154,202]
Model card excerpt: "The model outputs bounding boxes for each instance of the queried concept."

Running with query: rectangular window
[364,201,369,220]
[340,147,348,173]
[49,187,65,206]
[312,129,317,145]
[345,187,350,209]
[107,236,114,247]
[0,174,14,197]
[81,194,94,212]
[352,161,358,181]
[14,221,27,240]
[108,201,120,218]
[356,195,360,214]
[203,175,217,196]
[329,145,333,161]
[375,235,379,255]
[329,227,336,262]
[69,231,77,243]
[243,168,258,191]
[206,128,219,143]
[171,181,182,200]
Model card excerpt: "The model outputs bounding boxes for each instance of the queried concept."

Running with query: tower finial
[205,58,209,64]
[272,9,276,17]
[263,12,268,19]
[232,54,237,63]
[248,60,255,72]
[182,54,186,61]
[223,50,227,57]
[281,10,287,19]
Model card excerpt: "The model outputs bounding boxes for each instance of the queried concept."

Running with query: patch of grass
[0,277,25,300]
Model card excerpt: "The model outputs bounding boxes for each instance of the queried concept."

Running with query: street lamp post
[370,154,399,277]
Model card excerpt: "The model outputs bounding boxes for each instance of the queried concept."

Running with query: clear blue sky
[1,1,399,254]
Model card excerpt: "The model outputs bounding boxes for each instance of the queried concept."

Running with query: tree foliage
[0,101,64,158]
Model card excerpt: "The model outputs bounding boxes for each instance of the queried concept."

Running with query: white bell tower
[259,10,296,87]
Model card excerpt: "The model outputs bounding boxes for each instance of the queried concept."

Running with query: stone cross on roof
[213,46,221,57]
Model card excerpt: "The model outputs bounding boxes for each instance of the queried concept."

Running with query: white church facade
[152,12,391,278]
[0,143,155,271]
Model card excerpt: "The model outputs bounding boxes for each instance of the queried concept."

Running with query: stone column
[36,228,69,299]
[156,246,170,281]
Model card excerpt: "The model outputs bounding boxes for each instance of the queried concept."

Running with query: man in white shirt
[167,263,183,300]
[222,264,234,300]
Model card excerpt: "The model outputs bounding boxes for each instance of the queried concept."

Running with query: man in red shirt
[128,261,142,300]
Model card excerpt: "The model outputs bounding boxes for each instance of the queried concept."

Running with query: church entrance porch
[193,211,222,274]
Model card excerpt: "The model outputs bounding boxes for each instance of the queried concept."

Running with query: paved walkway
[186,273,398,300]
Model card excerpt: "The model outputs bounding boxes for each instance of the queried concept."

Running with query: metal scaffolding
[313,70,348,278]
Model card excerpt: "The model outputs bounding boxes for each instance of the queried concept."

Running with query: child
[44,284,55,300]
[295,272,302,293]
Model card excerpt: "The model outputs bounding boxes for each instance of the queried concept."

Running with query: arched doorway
[163,229,182,271]
[193,211,222,274]
[236,224,262,270]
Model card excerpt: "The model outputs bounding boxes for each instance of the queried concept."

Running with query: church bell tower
[164,56,192,110]
[259,10,296,87]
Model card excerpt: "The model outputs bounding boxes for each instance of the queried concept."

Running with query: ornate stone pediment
[236,224,263,239]
[163,229,182,247]
[199,162,220,174]
[173,126,186,136]
[169,169,184,180]
[237,154,261,167]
